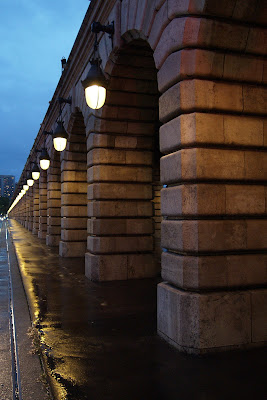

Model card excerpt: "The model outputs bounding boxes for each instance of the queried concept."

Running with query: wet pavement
[7,219,267,400]
[0,220,50,400]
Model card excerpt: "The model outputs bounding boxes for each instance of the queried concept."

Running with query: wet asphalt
[6,219,267,400]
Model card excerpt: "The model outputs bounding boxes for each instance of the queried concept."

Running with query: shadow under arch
[85,36,162,281]
[59,108,88,258]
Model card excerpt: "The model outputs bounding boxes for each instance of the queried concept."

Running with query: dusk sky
[0,0,89,182]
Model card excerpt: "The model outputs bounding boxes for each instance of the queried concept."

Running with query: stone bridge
[8,0,267,353]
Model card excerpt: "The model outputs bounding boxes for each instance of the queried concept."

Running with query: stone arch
[85,34,161,281]
[59,109,88,258]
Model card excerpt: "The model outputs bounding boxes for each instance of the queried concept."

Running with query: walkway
[7,219,267,400]
[0,219,50,400]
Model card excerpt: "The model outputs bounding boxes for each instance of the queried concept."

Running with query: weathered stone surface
[161,184,266,216]
[59,241,87,257]
[46,235,60,247]
[161,252,267,289]
[251,289,267,342]
[159,113,265,154]
[88,183,152,200]
[161,219,266,253]
[158,282,251,352]
[85,252,158,281]
[61,205,87,218]
[161,149,267,183]
[87,236,153,254]
[87,200,153,217]
[87,165,152,183]
[61,229,87,241]
[61,217,87,229]
[88,218,153,235]
[61,193,87,206]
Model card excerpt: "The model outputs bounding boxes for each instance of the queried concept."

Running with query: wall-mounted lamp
[36,148,50,170]
[82,21,114,110]
[44,97,71,152]
[31,162,40,180]
[27,172,34,187]
[23,184,29,191]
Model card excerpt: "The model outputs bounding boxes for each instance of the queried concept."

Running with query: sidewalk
[8,219,267,400]
[0,220,50,400]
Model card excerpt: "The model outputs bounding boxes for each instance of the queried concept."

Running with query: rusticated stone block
[61,205,87,217]
[88,183,152,200]
[61,217,87,229]
[158,49,224,93]
[61,229,87,241]
[61,182,87,194]
[59,241,87,257]
[161,184,266,216]
[160,112,265,154]
[87,200,153,217]
[61,160,86,172]
[251,289,267,342]
[154,17,252,69]
[161,219,265,252]
[47,226,61,235]
[46,235,60,247]
[61,171,87,182]
[85,252,158,281]
[48,217,61,226]
[225,185,265,214]
[47,182,61,191]
[148,1,168,50]
[62,151,86,162]
[87,148,153,167]
[161,252,267,289]
[61,193,87,206]
[47,190,61,199]
[161,148,266,183]
[87,165,152,183]
[88,218,153,235]
[157,282,251,352]
[159,80,244,123]
[47,199,61,208]
[38,231,47,240]
[87,132,153,151]
[48,208,61,217]
[246,220,267,249]
[87,236,153,254]
[85,253,128,281]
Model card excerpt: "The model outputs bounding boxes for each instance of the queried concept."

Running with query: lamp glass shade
[40,159,50,170]
[32,171,40,180]
[53,137,67,152]
[27,178,34,186]
[23,185,29,191]
[21,189,25,195]
[85,85,106,109]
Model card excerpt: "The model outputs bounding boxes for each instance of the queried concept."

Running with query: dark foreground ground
[7,219,267,400]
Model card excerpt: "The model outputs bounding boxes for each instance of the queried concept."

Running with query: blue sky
[0,0,89,181]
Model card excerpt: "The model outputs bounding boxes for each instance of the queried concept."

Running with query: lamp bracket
[91,21,114,39]
[58,96,72,105]
[43,130,53,135]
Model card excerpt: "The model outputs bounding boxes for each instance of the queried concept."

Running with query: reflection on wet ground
[9,220,267,400]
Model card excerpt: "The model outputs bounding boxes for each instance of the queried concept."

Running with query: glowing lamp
[39,148,50,170]
[53,121,68,151]
[31,163,40,180]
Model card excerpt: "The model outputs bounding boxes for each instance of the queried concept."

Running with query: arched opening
[86,37,161,280]
[59,109,88,258]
